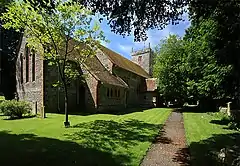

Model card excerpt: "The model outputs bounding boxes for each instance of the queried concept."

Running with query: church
[15,36,158,114]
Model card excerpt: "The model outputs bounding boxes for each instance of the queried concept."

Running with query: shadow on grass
[186,133,240,166]
[66,119,162,153]
[57,107,148,116]
[99,107,146,115]
[0,130,130,166]
[210,119,232,126]
[179,105,218,113]
[3,115,36,120]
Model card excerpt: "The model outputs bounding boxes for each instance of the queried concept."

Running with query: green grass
[0,108,171,166]
[184,111,240,166]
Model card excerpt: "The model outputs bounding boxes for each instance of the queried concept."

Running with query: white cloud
[96,13,190,59]
[118,44,133,57]
[131,26,172,52]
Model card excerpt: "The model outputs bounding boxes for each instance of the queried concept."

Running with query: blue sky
[99,13,190,59]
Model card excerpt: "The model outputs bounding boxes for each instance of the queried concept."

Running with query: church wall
[112,66,146,107]
[131,48,154,76]
[97,83,126,111]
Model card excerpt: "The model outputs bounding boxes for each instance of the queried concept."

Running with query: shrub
[0,96,5,101]
[0,100,32,119]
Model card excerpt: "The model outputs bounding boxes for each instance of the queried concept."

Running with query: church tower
[131,44,154,77]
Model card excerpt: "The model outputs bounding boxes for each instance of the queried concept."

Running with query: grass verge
[184,111,239,166]
[0,108,171,166]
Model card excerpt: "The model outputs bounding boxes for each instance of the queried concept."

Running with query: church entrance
[77,85,85,110]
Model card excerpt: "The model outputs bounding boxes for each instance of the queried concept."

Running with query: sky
[99,13,191,59]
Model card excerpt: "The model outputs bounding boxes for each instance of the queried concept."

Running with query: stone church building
[16,36,158,114]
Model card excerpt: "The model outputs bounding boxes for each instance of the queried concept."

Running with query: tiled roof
[84,55,128,88]
[99,45,150,78]
[66,39,147,87]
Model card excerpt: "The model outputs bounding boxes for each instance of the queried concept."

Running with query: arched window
[32,50,35,81]
[20,53,23,83]
[138,56,142,64]
[25,44,30,82]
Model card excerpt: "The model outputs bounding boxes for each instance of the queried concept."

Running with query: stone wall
[43,62,98,113]
[139,91,158,108]
[112,65,158,108]
[131,48,154,76]
[97,83,126,111]
[96,49,113,73]
[84,70,99,111]
[16,36,44,115]
[16,39,158,114]
[43,62,59,113]
[112,66,145,107]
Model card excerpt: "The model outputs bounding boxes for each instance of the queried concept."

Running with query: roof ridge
[84,54,128,88]
[99,45,150,78]
[100,45,139,67]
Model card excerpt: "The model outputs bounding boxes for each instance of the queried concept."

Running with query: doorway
[77,85,85,110]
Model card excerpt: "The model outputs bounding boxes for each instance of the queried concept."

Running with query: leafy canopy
[1,0,106,86]
[2,0,105,56]
[1,0,106,122]
[26,0,188,42]
[184,18,232,99]
[153,35,186,101]
[154,19,232,101]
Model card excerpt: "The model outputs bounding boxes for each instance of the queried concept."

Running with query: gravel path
[141,110,190,166]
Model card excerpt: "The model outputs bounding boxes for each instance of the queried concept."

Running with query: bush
[0,100,32,119]
[0,96,5,101]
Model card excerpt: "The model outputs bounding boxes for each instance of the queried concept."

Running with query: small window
[20,53,23,84]
[138,56,142,64]
[110,88,113,97]
[107,88,109,97]
[32,51,35,81]
[25,45,29,82]
[144,96,146,100]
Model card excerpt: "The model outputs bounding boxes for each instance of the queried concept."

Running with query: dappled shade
[0,130,130,166]
[0,119,163,166]
[188,133,240,166]
[66,119,161,152]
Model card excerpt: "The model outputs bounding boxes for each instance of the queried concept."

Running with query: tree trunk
[63,82,70,127]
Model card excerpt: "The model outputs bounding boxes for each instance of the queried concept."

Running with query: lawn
[0,108,171,166]
[184,111,240,166]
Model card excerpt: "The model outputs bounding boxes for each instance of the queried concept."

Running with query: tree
[189,0,240,103]
[184,18,232,102]
[153,19,232,107]
[1,0,106,127]
[27,0,188,41]
[153,35,187,103]
[0,0,22,99]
